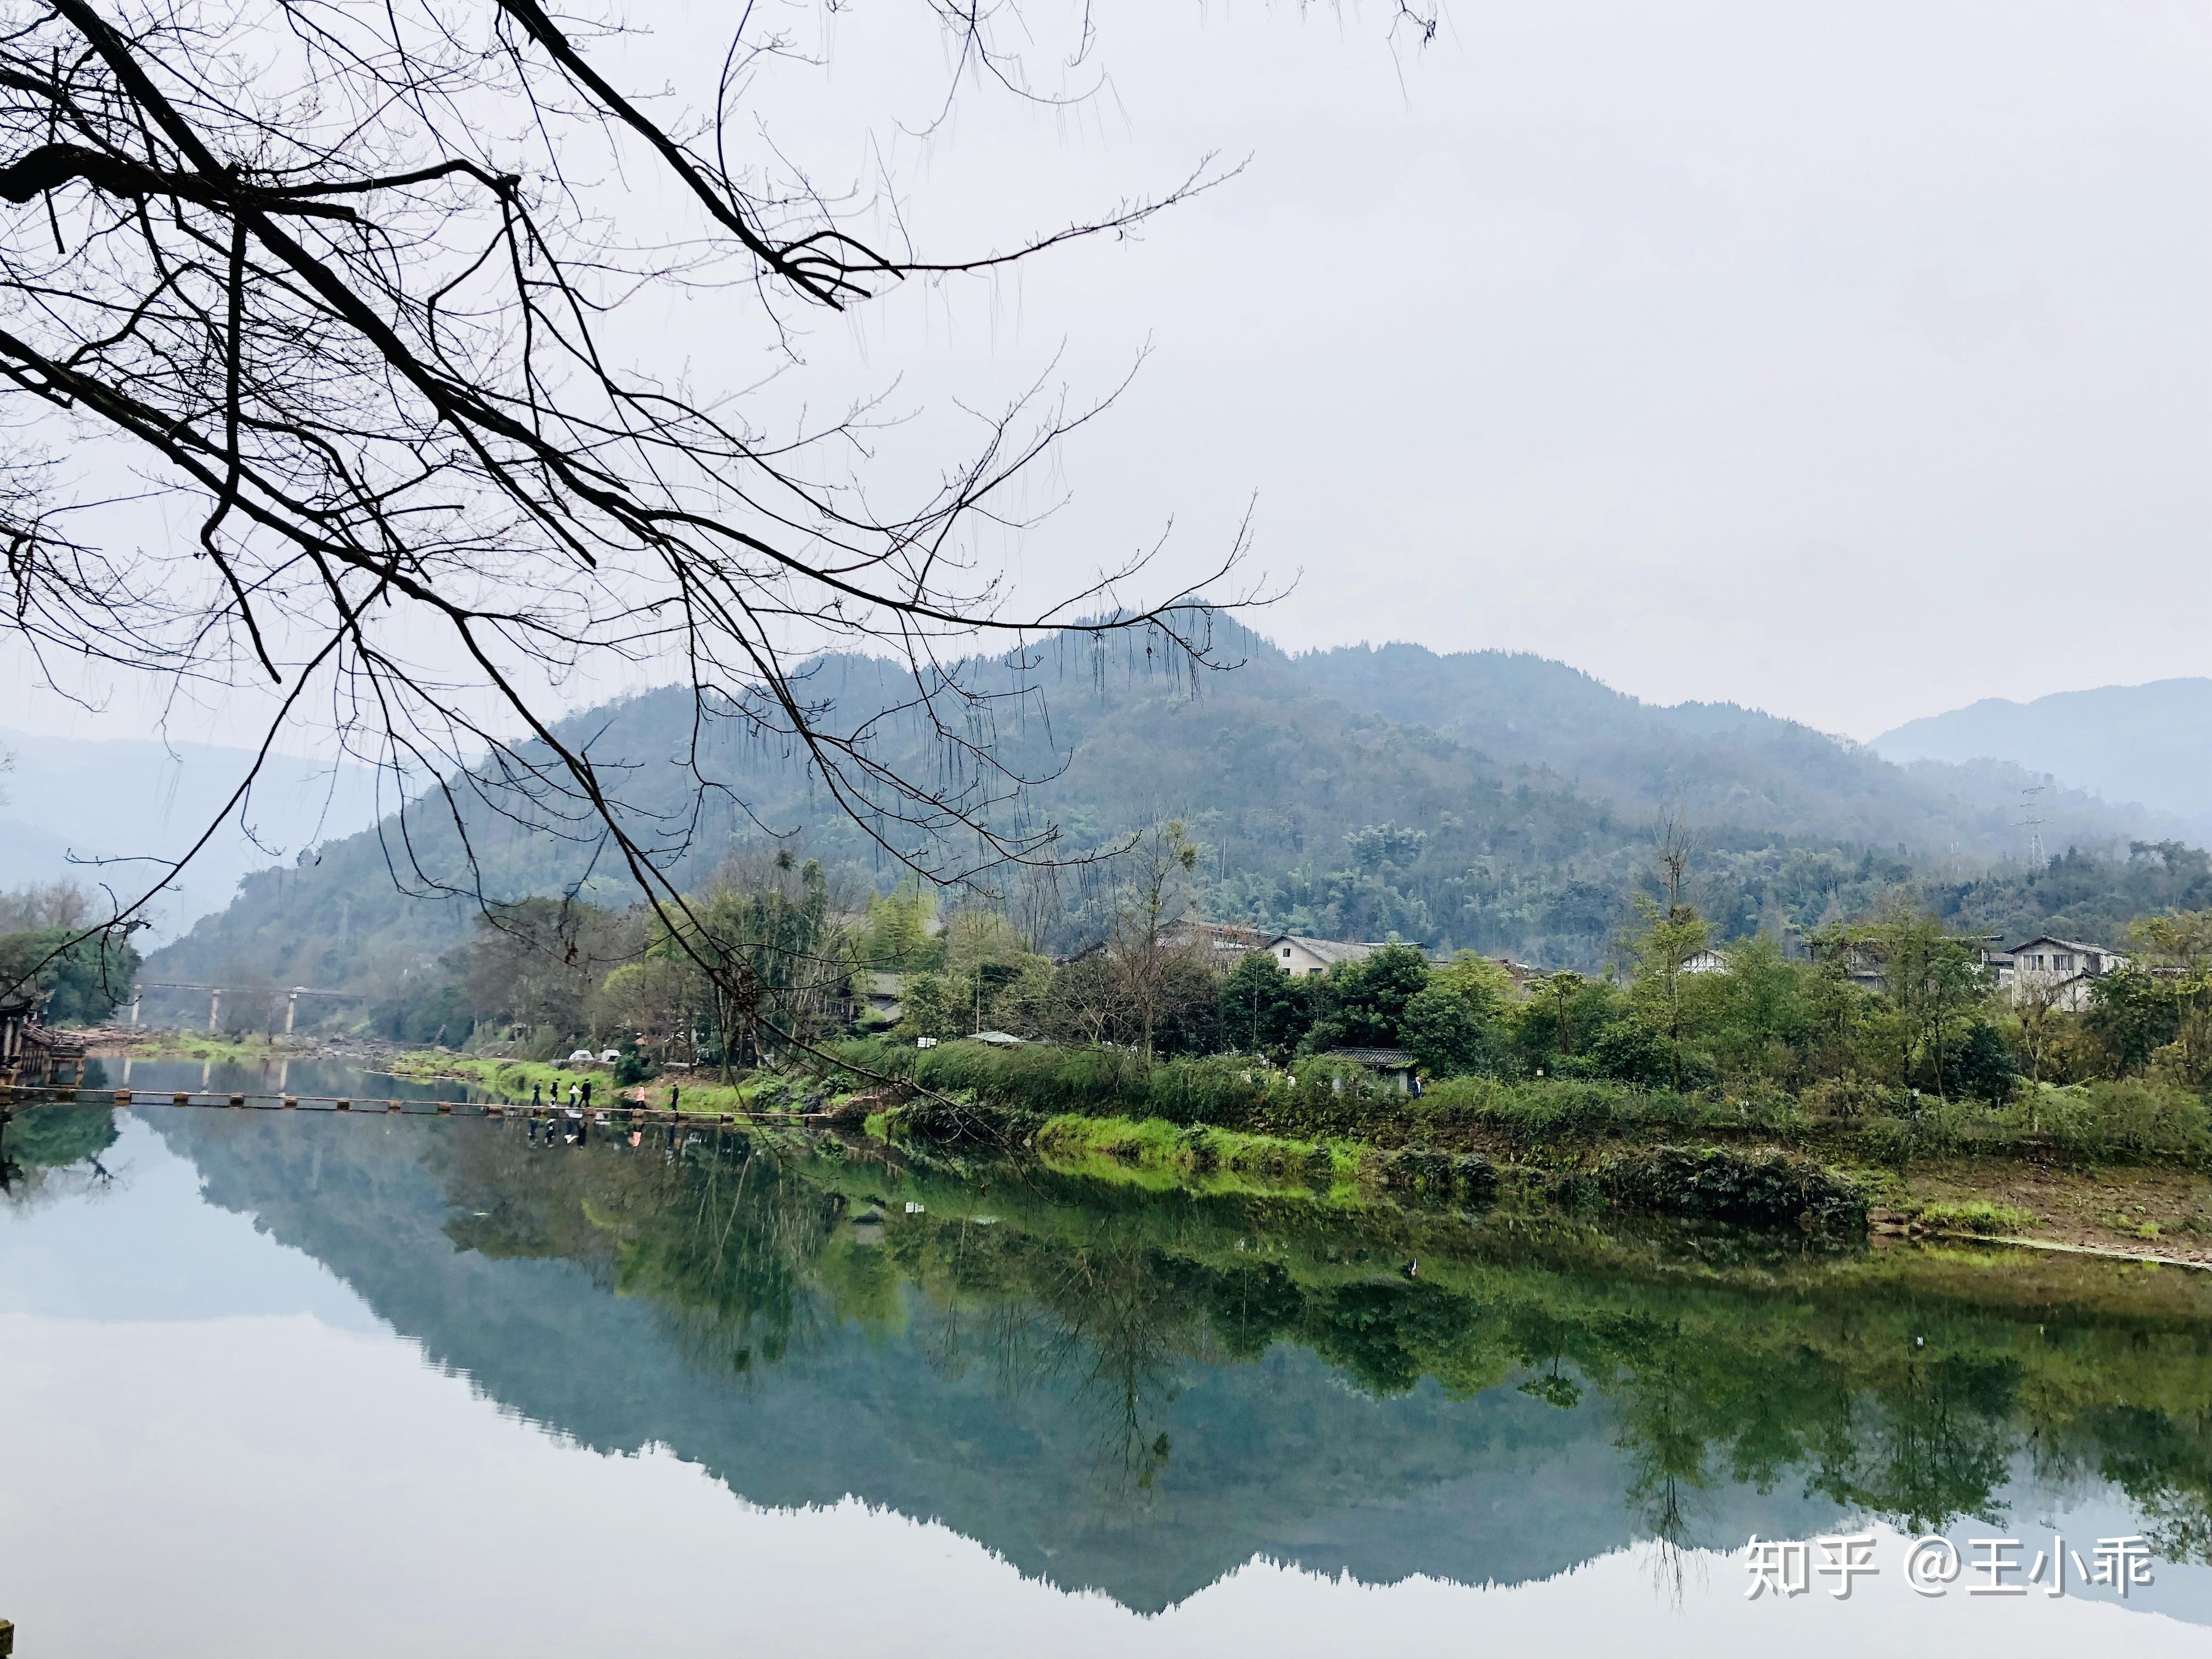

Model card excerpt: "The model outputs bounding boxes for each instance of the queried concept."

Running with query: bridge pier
[207,988,222,1034]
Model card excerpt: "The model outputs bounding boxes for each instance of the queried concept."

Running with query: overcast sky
[3,0,2207,752]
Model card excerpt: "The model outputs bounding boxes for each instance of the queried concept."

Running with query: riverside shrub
[1599,1144,1866,1229]
[819,1038,2212,1169]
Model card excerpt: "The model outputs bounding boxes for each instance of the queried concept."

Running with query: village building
[1263,935,1382,978]
[1321,1047,1422,1094]
[1485,956,1543,991]
[2005,936,2128,1012]
[1161,921,1271,963]
[854,970,907,1029]
[1809,935,2011,995]
[0,989,87,1087]
[0,990,35,1079]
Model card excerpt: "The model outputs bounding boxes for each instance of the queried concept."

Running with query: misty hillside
[0,729,381,942]
[139,624,2193,1007]
[1294,644,2175,855]
[1872,678,2212,834]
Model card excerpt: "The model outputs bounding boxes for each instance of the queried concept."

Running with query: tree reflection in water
[428,1122,2212,1561]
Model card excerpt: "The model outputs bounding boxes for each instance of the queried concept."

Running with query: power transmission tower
[2019,786,2046,872]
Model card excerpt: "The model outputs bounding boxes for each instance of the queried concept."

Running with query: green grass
[110,1034,283,1064]
[1032,1111,1362,1195]
[1912,1200,2042,1237]
[380,1052,802,1116]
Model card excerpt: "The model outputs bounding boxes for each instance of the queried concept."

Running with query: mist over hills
[1872,679,2212,836]
[0,729,380,943]
[134,622,2197,1005]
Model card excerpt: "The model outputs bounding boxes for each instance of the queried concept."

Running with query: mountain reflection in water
[3,1060,2210,1652]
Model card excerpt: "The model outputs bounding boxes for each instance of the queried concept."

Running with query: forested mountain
[140,623,2194,1009]
[1873,678,2212,836]
[1295,643,2169,854]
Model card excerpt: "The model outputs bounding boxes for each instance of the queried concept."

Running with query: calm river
[2,1057,2209,1656]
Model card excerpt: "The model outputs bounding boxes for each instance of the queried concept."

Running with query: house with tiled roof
[2006,936,2129,1012]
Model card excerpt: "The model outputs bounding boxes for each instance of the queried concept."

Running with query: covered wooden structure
[1,990,87,1087]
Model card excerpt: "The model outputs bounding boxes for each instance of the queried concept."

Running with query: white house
[1264,935,1380,978]
[1681,948,1731,975]
[2006,936,2128,1012]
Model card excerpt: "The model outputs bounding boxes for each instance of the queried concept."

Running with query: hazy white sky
[3,0,2207,751]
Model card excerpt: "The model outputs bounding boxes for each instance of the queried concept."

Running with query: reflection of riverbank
[117,1104,2212,1621]
[55,1031,2212,1269]
[11,1090,2212,1631]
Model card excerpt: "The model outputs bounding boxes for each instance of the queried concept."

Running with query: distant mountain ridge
[140,623,2196,1000]
[1872,678,2212,837]
[1292,642,2185,855]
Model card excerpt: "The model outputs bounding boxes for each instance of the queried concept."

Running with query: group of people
[524,1075,685,1153]
[531,1076,597,1113]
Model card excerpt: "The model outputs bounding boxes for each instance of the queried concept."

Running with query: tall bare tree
[0,1,1306,1035]
[1107,817,1199,1063]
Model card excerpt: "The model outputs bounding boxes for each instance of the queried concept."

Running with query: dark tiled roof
[1325,1047,1418,1068]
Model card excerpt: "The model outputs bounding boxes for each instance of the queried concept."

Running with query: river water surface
[2,1057,2209,1657]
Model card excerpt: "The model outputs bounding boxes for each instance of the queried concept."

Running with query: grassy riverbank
[820,1035,2212,1163]
[380,1052,805,1117]
[382,1034,2212,1260]
[825,1036,2212,1263]
[80,1028,2212,1262]
[89,1031,287,1065]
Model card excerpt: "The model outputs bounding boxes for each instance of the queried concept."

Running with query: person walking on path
[531,1082,543,1109]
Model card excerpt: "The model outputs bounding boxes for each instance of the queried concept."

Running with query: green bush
[1988,1080,2211,1160]
[1801,1075,1908,1120]
[518,1025,567,1063]
[825,1037,1397,1141]
[1599,1144,1866,1229]
[1410,1074,1700,1145]
[1365,1146,1498,1205]
[882,1096,1041,1150]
